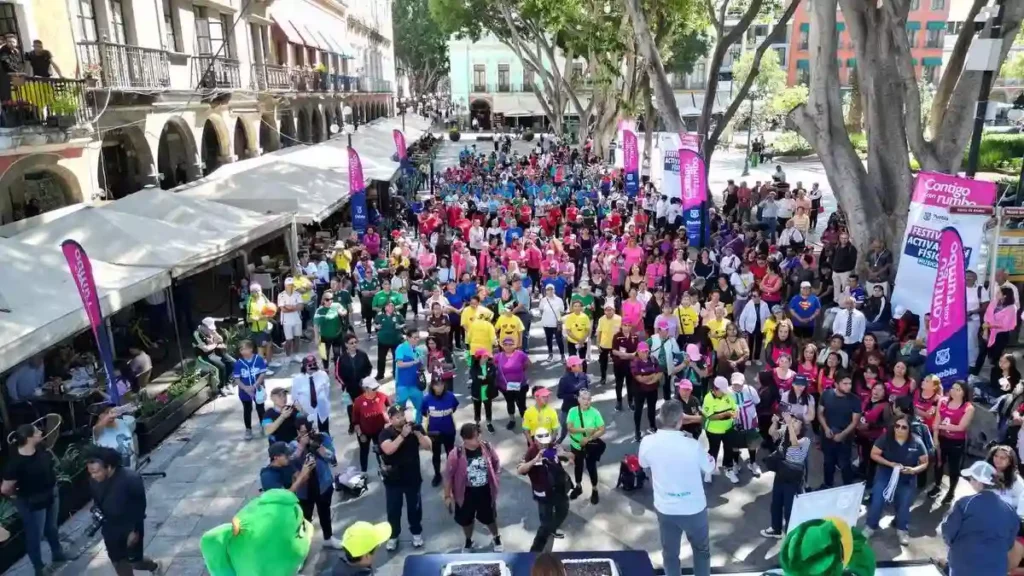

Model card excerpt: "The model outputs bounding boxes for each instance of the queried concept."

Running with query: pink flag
[926,227,968,390]
[61,240,120,403]
[393,129,408,161]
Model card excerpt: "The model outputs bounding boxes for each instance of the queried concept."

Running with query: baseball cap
[361,376,380,390]
[566,356,584,368]
[677,379,694,391]
[961,461,997,486]
[800,281,812,289]
[201,317,217,330]
[636,342,650,353]
[892,305,907,319]
[655,318,670,331]
[284,277,295,286]
[249,282,262,292]
[604,301,616,309]
[793,374,809,387]
[713,376,729,392]
[730,372,745,385]
[474,348,492,358]
[268,441,291,459]
[533,387,551,398]
[533,427,553,445]
[341,521,392,558]
[685,344,702,361]
[578,281,590,289]
[771,305,783,314]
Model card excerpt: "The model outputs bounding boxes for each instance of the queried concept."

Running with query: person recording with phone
[292,420,342,549]
[378,405,432,551]
[84,446,159,576]
[262,387,302,444]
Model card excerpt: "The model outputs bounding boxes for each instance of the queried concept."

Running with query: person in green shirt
[357,276,379,336]
[570,282,596,317]
[703,376,741,485]
[566,389,605,504]
[371,278,406,315]
[373,301,406,380]
[313,290,348,369]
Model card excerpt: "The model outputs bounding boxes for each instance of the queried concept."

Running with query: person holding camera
[1,424,66,575]
[517,427,574,553]
[260,441,315,495]
[262,387,302,445]
[84,446,159,575]
[293,421,342,549]
[759,412,810,539]
[378,405,432,551]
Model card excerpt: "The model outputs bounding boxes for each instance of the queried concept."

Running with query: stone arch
[98,126,155,199]
[200,113,232,160]
[311,107,324,143]
[297,108,311,144]
[470,98,492,130]
[157,116,199,190]
[259,112,280,153]
[0,158,83,225]
[201,119,226,175]
[280,111,297,148]
[335,104,344,128]
[233,118,251,159]
[324,107,336,139]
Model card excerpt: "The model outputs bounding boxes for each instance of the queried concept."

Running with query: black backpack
[616,454,646,491]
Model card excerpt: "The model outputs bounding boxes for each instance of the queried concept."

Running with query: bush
[966,133,1024,172]
[772,132,813,157]
[849,132,867,154]
[523,131,535,142]
[448,128,461,142]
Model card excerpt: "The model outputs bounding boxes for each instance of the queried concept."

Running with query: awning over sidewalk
[0,239,170,375]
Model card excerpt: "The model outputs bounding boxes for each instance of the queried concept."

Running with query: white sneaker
[897,530,909,546]
[749,462,762,477]
[412,534,424,548]
[385,538,398,552]
[323,537,343,549]
[292,354,305,363]
[725,468,740,484]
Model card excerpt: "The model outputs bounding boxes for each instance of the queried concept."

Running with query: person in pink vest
[442,422,504,553]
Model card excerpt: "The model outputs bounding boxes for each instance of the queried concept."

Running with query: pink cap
[655,319,670,331]
[677,379,694,391]
[685,344,702,361]
[636,342,650,352]
[534,387,551,398]
[566,356,584,368]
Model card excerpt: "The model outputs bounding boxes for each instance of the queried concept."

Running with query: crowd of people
[10,132,1024,576]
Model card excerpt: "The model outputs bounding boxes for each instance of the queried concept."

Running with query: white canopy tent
[0,238,170,375]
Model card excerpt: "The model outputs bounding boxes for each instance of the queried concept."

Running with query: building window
[523,68,534,89]
[472,64,485,92]
[798,29,808,50]
[774,47,787,67]
[798,69,810,85]
[109,0,127,44]
[925,27,943,48]
[292,43,303,66]
[497,63,509,92]
[906,28,918,47]
[195,6,211,54]
[76,0,97,42]
[162,0,179,51]
[930,0,944,9]
[910,0,919,9]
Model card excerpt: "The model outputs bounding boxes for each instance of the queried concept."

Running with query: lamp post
[741,95,756,177]
[965,0,1006,177]
[398,99,407,132]
[342,105,354,148]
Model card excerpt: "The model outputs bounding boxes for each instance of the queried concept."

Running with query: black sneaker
[431,474,442,487]
[590,491,599,504]
[506,419,516,431]
[927,486,942,499]
[486,423,495,433]
[569,485,583,500]
[552,530,565,539]
[942,492,955,505]
[634,434,642,443]
[615,402,622,412]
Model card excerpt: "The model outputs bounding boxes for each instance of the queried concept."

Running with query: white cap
[361,376,380,390]
[249,282,262,292]
[533,428,553,445]
[800,281,812,289]
[713,376,729,392]
[893,305,907,319]
[201,317,217,330]
[284,277,295,286]
[961,461,997,486]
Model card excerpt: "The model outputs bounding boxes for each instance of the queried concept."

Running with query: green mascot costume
[779,517,876,576]
[200,489,313,576]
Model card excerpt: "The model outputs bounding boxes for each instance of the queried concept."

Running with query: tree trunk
[846,72,863,133]
[642,76,654,168]
[623,0,687,134]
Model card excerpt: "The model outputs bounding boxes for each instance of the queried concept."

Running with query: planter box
[136,375,215,454]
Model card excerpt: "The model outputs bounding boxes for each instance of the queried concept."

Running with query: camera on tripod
[84,506,105,537]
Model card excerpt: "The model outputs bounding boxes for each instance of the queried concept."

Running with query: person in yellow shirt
[595,303,621,386]
[465,311,497,357]
[333,240,352,276]
[561,300,593,371]
[521,387,559,445]
[762,304,791,350]
[674,292,700,342]
[494,306,525,348]
[704,304,731,349]
[461,295,495,331]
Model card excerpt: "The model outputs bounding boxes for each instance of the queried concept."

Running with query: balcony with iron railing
[251,63,292,91]
[192,55,241,90]
[2,76,96,129]
[77,40,170,90]
[356,77,392,93]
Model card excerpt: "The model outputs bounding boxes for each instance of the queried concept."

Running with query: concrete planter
[136,375,215,454]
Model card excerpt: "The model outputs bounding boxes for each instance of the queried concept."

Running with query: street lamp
[342,105,354,147]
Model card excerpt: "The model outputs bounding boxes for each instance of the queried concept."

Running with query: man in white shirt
[655,196,667,228]
[718,247,741,277]
[278,277,305,362]
[290,356,332,434]
[469,222,486,254]
[665,200,683,231]
[730,262,756,320]
[965,270,990,366]
[639,400,714,576]
[830,297,866,354]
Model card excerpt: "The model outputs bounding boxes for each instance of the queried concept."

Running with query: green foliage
[664,29,712,77]
[772,132,813,157]
[523,131,535,142]
[1001,51,1024,81]
[0,497,17,528]
[965,134,1024,172]
[732,49,786,99]
[395,0,449,93]
[49,92,79,116]
[769,85,808,118]
[849,132,867,154]
[53,443,87,485]
[449,128,461,142]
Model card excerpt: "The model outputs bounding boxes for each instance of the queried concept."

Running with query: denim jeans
[656,508,711,576]
[821,437,854,488]
[866,470,916,531]
[530,497,570,552]
[770,478,801,532]
[384,482,423,539]
[15,491,63,569]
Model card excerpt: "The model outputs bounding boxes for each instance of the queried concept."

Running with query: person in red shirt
[565,204,579,227]
[633,209,648,233]
[736,182,752,222]
[352,377,391,472]
[606,210,622,235]
[517,203,532,227]
[447,203,463,227]
[749,254,769,283]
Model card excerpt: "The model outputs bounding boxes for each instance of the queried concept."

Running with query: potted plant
[83,63,101,87]
[0,497,24,573]
[46,93,79,128]
[448,127,461,142]
[135,362,216,453]
[313,62,328,90]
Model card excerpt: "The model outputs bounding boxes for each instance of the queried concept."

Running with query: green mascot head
[200,489,312,576]
[779,517,876,576]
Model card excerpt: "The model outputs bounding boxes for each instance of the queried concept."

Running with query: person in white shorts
[278,277,305,363]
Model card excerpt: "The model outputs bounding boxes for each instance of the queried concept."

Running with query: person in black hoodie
[863,284,891,334]
[336,333,373,434]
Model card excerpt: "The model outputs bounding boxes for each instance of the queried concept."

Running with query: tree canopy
[394,0,450,96]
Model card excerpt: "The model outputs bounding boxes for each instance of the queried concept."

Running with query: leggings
[614,364,634,405]
[572,447,599,487]
[241,398,266,431]
[321,336,341,370]
[936,437,966,494]
[747,331,764,361]
[599,348,612,381]
[544,327,565,356]
[502,387,528,419]
[633,388,658,436]
[430,432,456,477]
[473,398,493,423]
[360,296,376,333]
[857,436,879,486]
[357,435,381,472]
[376,342,398,379]
[300,487,335,539]
[707,429,737,468]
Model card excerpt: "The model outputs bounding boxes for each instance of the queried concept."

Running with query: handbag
[585,437,607,461]
[764,443,804,483]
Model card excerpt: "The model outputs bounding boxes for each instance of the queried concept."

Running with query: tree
[624,0,800,170]
[846,72,863,133]
[787,0,1023,263]
[730,48,787,132]
[1003,52,1024,82]
[394,0,450,96]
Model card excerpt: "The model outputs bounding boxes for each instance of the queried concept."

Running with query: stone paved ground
[7,150,954,576]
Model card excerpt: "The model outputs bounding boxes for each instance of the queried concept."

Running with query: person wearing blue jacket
[556,356,590,444]
[293,420,342,549]
[941,461,1019,576]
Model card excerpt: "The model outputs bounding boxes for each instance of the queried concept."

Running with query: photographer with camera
[378,405,432,551]
[517,427,574,553]
[262,387,302,444]
[84,446,160,575]
[294,420,342,549]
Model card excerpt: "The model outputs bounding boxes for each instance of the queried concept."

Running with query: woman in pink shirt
[363,227,381,259]
[930,381,975,503]
[417,246,437,272]
[668,250,690,305]
[645,254,666,290]
[621,287,644,334]
[974,286,1019,381]
[622,237,645,271]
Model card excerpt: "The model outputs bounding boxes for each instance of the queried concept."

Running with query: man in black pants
[517,428,572,552]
